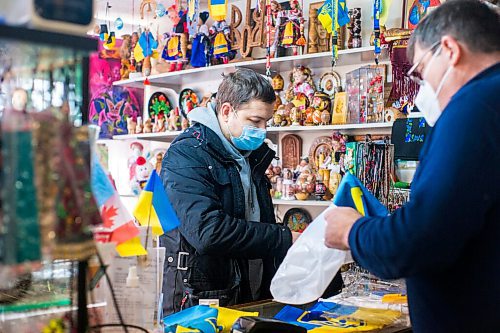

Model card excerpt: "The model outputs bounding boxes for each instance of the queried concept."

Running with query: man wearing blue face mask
[324,1,500,332]
[159,69,318,315]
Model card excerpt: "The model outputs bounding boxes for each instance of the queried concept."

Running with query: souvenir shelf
[110,122,396,143]
[113,46,389,89]
[272,199,331,207]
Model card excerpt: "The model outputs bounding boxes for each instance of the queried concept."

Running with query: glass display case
[0,25,96,333]
[346,66,385,124]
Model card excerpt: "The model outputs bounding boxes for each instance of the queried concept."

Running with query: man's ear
[441,35,462,66]
[219,102,232,122]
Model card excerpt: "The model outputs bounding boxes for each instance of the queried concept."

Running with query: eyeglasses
[406,41,441,85]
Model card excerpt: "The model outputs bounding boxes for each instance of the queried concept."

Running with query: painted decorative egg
[115,18,124,30]
[156,3,167,17]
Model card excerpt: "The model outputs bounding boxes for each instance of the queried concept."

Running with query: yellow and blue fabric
[134,30,159,62]
[275,302,400,332]
[333,173,388,217]
[164,305,218,333]
[209,0,227,21]
[379,0,393,26]
[214,306,258,333]
[134,170,180,236]
[317,0,349,34]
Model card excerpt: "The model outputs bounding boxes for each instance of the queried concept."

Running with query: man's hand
[291,231,301,243]
[324,207,362,250]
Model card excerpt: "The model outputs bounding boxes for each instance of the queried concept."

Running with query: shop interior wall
[101,0,404,220]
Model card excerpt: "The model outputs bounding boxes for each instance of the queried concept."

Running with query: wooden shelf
[273,199,332,207]
[267,122,394,136]
[113,46,387,89]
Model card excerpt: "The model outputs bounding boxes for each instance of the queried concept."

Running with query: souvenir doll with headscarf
[162,5,189,72]
[190,11,211,67]
[209,18,235,64]
[285,66,316,104]
[276,0,306,56]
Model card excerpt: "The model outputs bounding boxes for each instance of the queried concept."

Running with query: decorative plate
[148,91,172,119]
[319,71,342,98]
[284,208,312,233]
[178,88,200,118]
[308,136,334,171]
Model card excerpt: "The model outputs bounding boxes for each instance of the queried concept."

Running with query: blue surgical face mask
[225,108,267,151]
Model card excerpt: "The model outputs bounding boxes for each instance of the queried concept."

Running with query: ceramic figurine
[153,115,166,132]
[303,107,315,126]
[276,0,306,56]
[210,19,234,65]
[144,118,153,133]
[294,156,311,179]
[190,11,211,67]
[127,117,137,134]
[168,107,180,131]
[311,92,332,125]
[272,74,285,112]
[135,116,144,134]
[286,66,316,104]
[290,107,301,126]
[162,5,189,72]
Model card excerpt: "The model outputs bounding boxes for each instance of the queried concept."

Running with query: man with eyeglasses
[324,1,499,332]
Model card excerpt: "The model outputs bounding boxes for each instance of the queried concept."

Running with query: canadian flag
[91,158,140,245]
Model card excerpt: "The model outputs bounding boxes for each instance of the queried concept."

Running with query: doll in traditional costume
[130,32,142,73]
[276,0,306,56]
[209,18,235,65]
[190,11,211,67]
[285,66,316,104]
[269,0,282,57]
[162,5,189,72]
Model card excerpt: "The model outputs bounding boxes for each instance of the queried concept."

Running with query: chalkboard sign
[391,117,430,160]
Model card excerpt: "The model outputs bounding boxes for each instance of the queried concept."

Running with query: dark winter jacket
[159,122,293,315]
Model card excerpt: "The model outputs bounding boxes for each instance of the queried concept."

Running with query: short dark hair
[408,0,500,62]
[215,68,276,113]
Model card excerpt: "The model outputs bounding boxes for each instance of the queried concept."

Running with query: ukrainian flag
[318,0,350,34]
[333,173,388,217]
[134,171,180,236]
[209,0,228,21]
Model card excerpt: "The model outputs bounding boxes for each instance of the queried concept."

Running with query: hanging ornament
[373,0,382,64]
[156,3,167,17]
[331,0,339,66]
[265,0,272,76]
[115,17,124,30]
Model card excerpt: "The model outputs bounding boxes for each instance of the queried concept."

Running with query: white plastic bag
[270,206,346,304]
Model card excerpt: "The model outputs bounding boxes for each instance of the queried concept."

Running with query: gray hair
[215,68,276,113]
[408,0,500,62]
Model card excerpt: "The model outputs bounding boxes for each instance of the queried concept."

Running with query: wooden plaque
[281,134,302,170]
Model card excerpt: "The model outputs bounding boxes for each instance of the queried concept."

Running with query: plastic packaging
[270,206,346,304]
[125,266,145,327]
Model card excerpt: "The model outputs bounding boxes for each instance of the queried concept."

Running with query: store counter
[233,300,412,333]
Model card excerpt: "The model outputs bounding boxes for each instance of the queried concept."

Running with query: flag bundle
[91,158,147,256]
